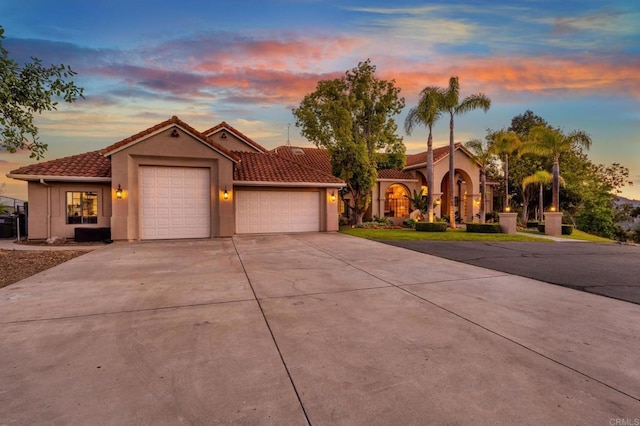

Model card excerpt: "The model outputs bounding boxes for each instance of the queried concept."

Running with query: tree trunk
[539,183,544,221]
[504,154,509,210]
[426,127,434,223]
[552,157,560,211]
[448,113,456,228]
[521,187,529,223]
[480,169,486,223]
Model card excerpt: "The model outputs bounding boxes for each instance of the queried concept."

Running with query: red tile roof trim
[233,151,344,185]
[101,116,239,161]
[9,151,111,178]
[203,121,268,153]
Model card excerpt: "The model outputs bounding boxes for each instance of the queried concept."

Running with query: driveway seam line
[299,236,640,403]
[232,238,312,426]
[0,298,256,325]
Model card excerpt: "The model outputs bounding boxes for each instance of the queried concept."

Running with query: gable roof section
[271,146,333,175]
[233,151,343,186]
[203,121,268,153]
[8,151,111,181]
[405,143,479,169]
[101,116,239,162]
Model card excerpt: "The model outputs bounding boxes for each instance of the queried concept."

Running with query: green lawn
[520,228,615,243]
[340,227,551,242]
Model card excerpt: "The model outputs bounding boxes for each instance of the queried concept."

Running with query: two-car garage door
[235,190,320,234]
[140,166,210,240]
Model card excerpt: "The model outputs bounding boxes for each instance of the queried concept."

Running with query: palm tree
[464,139,492,223]
[405,86,443,223]
[522,170,554,222]
[523,126,592,211]
[488,130,521,211]
[440,77,491,228]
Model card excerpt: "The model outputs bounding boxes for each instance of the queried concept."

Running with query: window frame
[66,191,99,225]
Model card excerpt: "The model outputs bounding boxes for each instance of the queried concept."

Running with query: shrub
[526,221,539,228]
[404,218,418,228]
[466,223,501,233]
[415,222,447,232]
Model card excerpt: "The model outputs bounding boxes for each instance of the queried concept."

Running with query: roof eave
[6,174,111,183]
[233,181,345,188]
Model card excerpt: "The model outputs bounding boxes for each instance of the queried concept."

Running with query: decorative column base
[499,212,518,234]
[544,212,563,236]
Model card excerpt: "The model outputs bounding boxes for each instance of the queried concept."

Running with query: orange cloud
[391,55,640,100]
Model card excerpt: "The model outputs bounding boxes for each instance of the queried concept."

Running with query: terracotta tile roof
[270,146,333,175]
[203,121,268,153]
[377,169,416,180]
[233,151,343,184]
[101,116,239,161]
[9,151,111,178]
[405,144,461,168]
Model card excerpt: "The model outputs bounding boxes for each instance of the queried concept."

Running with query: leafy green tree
[440,77,491,228]
[522,126,592,211]
[293,60,405,225]
[0,26,84,159]
[464,138,493,223]
[488,131,522,211]
[508,110,548,138]
[404,86,443,223]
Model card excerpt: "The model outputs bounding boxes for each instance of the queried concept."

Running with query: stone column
[499,212,518,234]
[544,212,563,236]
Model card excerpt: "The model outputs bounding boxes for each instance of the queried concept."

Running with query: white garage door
[236,190,320,234]
[140,166,210,240]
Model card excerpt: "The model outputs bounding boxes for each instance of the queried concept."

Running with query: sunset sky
[1,0,639,200]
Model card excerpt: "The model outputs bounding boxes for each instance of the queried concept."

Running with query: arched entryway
[384,184,410,218]
[440,169,474,223]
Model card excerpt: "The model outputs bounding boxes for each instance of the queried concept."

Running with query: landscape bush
[466,223,501,233]
[415,222,447,232]
[526,220,539,228]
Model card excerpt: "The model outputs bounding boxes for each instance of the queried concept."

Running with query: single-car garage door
[140,166,210,239]
[236,190,320,234]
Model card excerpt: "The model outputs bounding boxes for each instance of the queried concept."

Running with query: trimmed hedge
[526,221,539,228]
[537,223,575,235]
[415,222,447,232]
[466,223,501,233]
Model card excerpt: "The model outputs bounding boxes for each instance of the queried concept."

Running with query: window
[66,192,98,224]
[384,184,410,218]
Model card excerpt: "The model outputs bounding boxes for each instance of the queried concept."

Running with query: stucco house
[7,116,488,241]
[7,117,344,240]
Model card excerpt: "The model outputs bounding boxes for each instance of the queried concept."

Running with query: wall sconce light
[330,191,336,202]
[474,198,480,206]
[116,184,123,199]
[223,187,229,200]
[435,198,442,205]
[170,128,180,137]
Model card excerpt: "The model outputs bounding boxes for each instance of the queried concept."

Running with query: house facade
[8,117,343,240]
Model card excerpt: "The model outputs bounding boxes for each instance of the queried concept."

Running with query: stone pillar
[499,212,518,234]
[544,212,563,236]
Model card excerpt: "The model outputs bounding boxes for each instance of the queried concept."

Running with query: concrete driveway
[1,233,639,425]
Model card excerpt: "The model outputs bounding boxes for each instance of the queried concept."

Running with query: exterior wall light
[435,199,442,205]
[223,187,229,200]
[116,184,123,199]
[330,191,336,202]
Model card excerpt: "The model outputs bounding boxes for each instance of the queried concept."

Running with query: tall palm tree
[405,86,443,223]
[488,130,521,211]
[464,139,492,223]
[440,77,491,228]
[522,170,554,222]
[523,126,592,211]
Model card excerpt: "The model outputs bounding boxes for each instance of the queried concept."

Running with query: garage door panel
[140,166,210,240]
[236,190,320,234]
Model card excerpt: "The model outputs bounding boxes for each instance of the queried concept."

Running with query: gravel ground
[0,249,88,288]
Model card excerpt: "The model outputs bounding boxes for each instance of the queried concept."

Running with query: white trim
[233,181,344,188]
[7,174,111,182]
[103,124,239,162]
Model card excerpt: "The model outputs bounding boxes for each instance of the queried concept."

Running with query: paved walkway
[1,234,638,424]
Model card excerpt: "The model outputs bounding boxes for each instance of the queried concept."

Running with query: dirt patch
[0,249,88,288]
